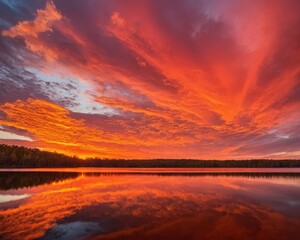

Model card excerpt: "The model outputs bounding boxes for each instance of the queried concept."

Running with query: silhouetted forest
[0,144,81,167]
[1,144,300,168]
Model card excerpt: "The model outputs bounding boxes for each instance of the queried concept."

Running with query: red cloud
[1,0,300,159]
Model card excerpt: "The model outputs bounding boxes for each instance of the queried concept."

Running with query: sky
[0,0,300,159]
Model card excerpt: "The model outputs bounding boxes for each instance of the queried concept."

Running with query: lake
[0,168,300,240]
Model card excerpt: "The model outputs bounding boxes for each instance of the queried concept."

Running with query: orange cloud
[2,2,61,38]
[2,1,62,60]
[1,1,300,158]
[0,99,215,158]
[0,99,129,158]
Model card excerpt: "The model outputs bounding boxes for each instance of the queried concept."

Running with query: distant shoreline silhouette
[1,144,300,168]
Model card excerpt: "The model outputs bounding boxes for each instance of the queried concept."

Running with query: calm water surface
[0,168,300,240]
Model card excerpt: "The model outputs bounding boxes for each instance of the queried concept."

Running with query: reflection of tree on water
[1,171,300,190]
[83,172,300,179]
[0,172,80,190]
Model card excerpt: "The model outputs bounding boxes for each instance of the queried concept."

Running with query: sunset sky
[0,0,300,159]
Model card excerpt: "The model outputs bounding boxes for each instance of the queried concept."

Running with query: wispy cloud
[1,0,300,158]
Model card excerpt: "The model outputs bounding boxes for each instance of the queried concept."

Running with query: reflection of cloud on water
[42,221,100,240]
[0,194,30,204]
[0,175,299,240]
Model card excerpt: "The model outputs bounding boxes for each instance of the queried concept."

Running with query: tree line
[0,144,300,168]
[0,144,81,167]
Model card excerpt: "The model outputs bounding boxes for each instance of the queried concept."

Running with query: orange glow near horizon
[1,0,300,159]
